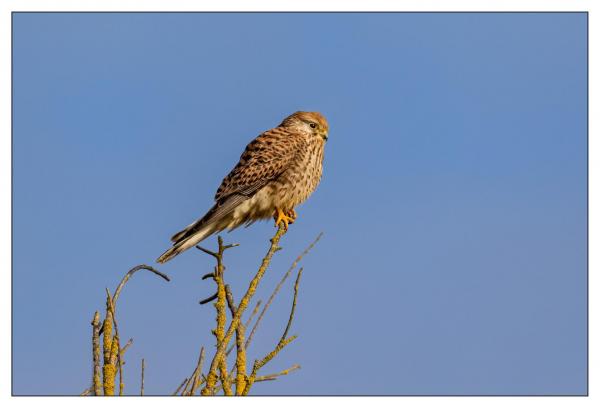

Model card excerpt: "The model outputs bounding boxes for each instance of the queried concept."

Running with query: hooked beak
[322,131,329,141]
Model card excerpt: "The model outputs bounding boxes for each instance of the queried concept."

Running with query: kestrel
[157,111,328,264]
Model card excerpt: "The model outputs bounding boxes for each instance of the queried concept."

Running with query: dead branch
[189,347,206,396]
[112,264,170,306]
[140,358,145,396]
[172,378,188,396]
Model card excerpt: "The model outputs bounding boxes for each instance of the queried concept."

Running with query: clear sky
[12,12,587,395]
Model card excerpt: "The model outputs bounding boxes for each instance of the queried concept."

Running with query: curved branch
[112,264,170,307]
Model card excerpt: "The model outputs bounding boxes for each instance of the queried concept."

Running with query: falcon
[157,111,328,264]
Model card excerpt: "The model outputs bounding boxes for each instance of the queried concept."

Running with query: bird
[156,111,329,264]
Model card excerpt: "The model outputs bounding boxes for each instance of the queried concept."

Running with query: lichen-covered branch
[95,264,169,396]
[102,292,115,395]
[224,284,248,395]
[201,224,287,395]
[197,236,238,395]
[91,311,102,395]
[255,364,301,382]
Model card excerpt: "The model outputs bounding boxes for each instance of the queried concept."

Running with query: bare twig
[120,338,133,356]
[112,264,170,306]
[172,378,188,396]
[140,359,145,396]
[80,387,93,396]
[182,345,206,396]
[255,364,301,382]
[201,224,287,395]
[281,268,302,342]
[189,347,206,396]
[243,267,303,395]
[199,292,218,305]
[246,232,322,349]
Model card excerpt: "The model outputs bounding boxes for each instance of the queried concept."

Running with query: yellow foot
[274,207,295,229]
[286,209,297,222]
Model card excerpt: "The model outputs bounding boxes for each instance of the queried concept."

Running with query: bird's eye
[309,123,317,129]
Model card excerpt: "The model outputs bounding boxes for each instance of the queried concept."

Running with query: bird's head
[280,111,329,141]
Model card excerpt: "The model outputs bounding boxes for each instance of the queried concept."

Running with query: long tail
[156,223,217,263]
[156,194,249,264]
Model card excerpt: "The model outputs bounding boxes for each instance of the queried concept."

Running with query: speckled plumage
[157,111,328,263]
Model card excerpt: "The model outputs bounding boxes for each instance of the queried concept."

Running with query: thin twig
[182,345,206,396]
[140,358,145,396]
[199,292,218,305]
[281,268,302,342]
[189,347,206,396]
[112,264,170,306]
[243,267,303,395]
[255,364,301,382]
[201,224,287,395]
[246,232,322,349]
[172,378,188,396]
[120,338,133,356]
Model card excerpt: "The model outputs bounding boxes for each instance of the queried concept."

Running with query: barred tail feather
[156,224,217,264]
[157,194,249,264]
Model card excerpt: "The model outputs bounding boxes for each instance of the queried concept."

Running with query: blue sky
[12,12,587,395]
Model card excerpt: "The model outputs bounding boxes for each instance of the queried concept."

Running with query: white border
[1,1,595,407]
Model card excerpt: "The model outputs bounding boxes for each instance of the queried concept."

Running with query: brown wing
[168,127,306,245]
[214,126,306,201]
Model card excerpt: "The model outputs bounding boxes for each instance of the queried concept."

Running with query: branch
[246,232,322,349]
[172,378,188,396]
[91,311,102,395]
[201,224,287,395]
[112,264,170,306]
[105,288,125,396]
[120,338,133,356]
[226,300,261,357]
[98,264,168,396]
[181,345,206,396]
[224,284,248,395]
[243,267,303,395]
[189,347,206,396]
[255,364,301,382]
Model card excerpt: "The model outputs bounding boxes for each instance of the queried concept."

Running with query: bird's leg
[274,207,294,229]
